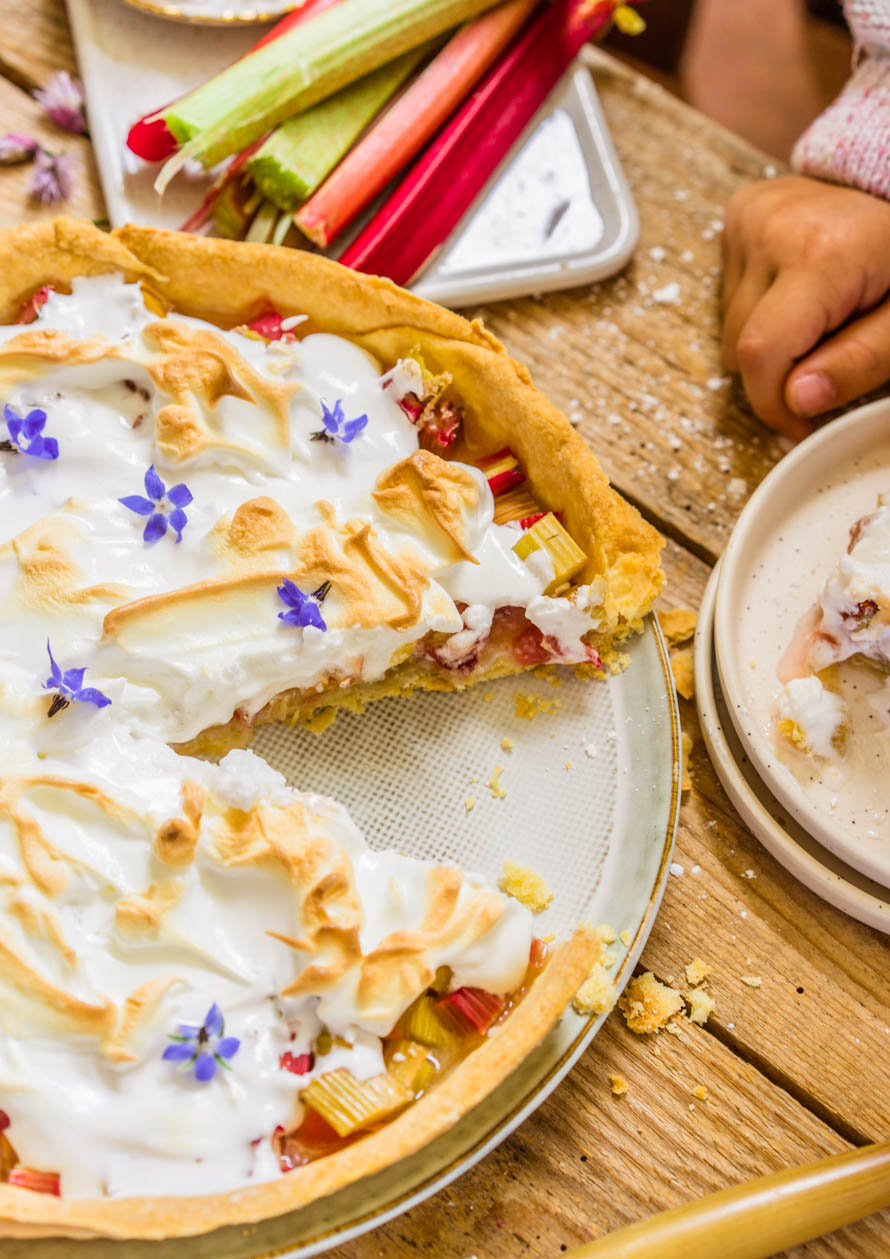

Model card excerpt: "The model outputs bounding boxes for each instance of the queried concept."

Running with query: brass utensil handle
[564,1141,890,1259]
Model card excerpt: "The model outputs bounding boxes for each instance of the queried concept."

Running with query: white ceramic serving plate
[714,398,890,890]
[6,617,679,1258]
[66,0,639,307]
[697,561,890,933]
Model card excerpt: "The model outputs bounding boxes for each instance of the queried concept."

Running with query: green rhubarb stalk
[247,44,429,213]
[156,0,506,190]
[244,198,283,243]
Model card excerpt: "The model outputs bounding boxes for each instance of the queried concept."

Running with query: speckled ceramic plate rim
[700,560,890,931]
[713,398,890,888]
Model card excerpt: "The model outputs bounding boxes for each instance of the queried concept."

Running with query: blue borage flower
[120,465,193,544]
[43,641,110,718]
[310,398,368,445]
[2,404,59,460]
[163,1003,240,1083]
[277,579,330,632]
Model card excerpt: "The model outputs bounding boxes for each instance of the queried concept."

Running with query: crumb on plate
[499,860,553,914]
[514,692,563,720]
[574,962,617,1016]
[488,764,507,799]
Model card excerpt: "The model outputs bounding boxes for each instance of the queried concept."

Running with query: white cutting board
[66,0,639,306]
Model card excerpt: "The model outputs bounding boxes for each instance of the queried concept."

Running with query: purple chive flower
[2,405,59,460]
[163,1003,240,1083]
[43,641,111,718]
[310,398,368,445]
[34,71,87,135]
[27,148,75,206]
[277,579,330,632]
[120,465,193,544]
[0,132,39,165]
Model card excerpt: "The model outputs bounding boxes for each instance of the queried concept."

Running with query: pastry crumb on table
[618,972,685,1034]
[685,957,710,986]
[658,606,698,646]
[608,1072,629,1097]
[687,988,716,1026]
[670,648,695,700]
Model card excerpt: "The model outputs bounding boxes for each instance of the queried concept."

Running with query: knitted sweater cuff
[792,55,890,199]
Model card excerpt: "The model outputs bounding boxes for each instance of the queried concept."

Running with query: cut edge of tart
[0,218,664,757]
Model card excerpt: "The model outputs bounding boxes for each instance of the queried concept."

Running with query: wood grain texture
[0,14,888,1256]
[0,0,78,89]
[0,75,103,223]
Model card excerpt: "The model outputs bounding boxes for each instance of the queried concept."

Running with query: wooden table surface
[1,10,889,1256]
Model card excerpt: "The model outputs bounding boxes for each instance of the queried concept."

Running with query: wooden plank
[0,0,78,89]
[0,75,103,225]
[654,539,890,1145]
[326,1014,889,1258]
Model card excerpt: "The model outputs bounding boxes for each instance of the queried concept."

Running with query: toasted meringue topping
[0,274,605,744]
[0,682,533,1199]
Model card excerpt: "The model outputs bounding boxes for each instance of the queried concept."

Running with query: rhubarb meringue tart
[0,219,663,757]
[0,218,650,1237]
[0,670,598,1238]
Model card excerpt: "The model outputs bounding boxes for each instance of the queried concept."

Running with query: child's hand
[722,175,890,439]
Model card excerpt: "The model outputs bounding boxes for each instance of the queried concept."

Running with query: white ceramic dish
[66,0,638,308]
[697,561,890,933]
[714,399,890,890]
[6,617,679,1257]
[119,0,296,24]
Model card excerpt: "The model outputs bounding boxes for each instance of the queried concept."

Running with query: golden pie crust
[0,219,648,1237]
[0,219,664,757]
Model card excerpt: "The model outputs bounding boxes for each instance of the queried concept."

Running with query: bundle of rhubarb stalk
[126,0,644,286]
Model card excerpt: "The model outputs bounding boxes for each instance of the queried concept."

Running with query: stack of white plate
[694,398,890,932]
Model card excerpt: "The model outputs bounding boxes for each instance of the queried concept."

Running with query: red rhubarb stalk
[294,0,538,248]
[279,1050,314,1074]
[177,137,264,232]
[126,0,343,162]
[339,0,620,285]
[7,1168,61,1196]
[438,987,505,1035]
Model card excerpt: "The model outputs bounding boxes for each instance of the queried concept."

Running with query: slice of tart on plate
[0,219,663,757]
[0,672,598,1240]
[777,494,890,760]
